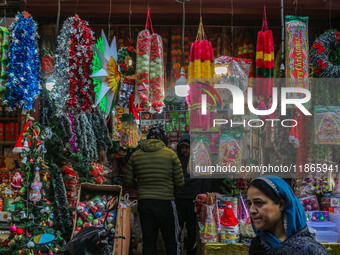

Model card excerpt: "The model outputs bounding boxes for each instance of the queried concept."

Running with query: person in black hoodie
[175,134,210,255]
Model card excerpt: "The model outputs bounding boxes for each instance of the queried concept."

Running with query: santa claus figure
[11,172,23,192]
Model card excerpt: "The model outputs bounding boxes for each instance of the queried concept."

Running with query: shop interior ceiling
[1,0,339,28]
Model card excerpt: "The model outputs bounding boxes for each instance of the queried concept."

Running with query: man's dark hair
[147,126,168,146]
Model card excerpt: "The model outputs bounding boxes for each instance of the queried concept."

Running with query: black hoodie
[176,134,211,200]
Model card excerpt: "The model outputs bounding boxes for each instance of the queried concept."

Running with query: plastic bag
[135,29,151,111]
[149,33,164,113]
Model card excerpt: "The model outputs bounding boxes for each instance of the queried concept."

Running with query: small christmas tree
[0,122,64,255]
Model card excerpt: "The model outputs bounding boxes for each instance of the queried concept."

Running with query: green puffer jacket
[124,139,184,200]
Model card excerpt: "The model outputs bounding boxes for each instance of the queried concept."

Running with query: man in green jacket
[124,126,184,255]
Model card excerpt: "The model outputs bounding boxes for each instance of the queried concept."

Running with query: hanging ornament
[10,171,23,192]
[91,30,120,117]
[5,11,40,110]
[310,31,340,77]
[29,171,42,202]
[118,46,136,77]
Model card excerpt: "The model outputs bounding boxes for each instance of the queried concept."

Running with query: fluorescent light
[175,68,188,97]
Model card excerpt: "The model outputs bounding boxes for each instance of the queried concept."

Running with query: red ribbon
[312,42,325,54]
[314,59,328,73]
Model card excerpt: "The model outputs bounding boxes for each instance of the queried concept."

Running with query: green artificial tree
[0,122,64,255]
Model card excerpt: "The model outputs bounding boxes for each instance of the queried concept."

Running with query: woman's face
[247,186,284,233]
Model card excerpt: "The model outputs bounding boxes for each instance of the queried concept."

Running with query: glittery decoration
[52,17,73,113]
[68,112,78,152]
[92,37,107,113]
[91,30,120,117]
[5,12,40,110]
[68,15,95,111]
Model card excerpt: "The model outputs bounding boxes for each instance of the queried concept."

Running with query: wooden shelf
[0,141,16,146]
[0,117,19,121]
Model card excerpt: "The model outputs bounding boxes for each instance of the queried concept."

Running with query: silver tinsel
[51,17,73,114]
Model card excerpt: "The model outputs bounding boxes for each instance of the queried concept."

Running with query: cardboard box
[71,183,123,255]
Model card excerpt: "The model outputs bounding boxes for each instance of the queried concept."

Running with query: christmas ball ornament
[99,217,105,224]
[91,206,98,213]
[9,239,16,247]
[77,205,84,213]
[16,228,23,235]
[54,248,59,253]
[77,219,83,226]
[97,202,104,210]
[48,221,54,227]
[82,211,89,218]
[79,202,86,207]
[93,219,99,225]
[86,201,95,208]
[87,215,94,222]
[9,225,17,233]
[304,199,310,206]
[49,252,53,255]
[76,227,82,232]
[106,216,113,223]
[107,223,114,229]
[306,205,312,211]
[27,241,35,248]
[84,222,92,227]
[311,197,316,204]
[50,215,54,220]
[95,211,102,218]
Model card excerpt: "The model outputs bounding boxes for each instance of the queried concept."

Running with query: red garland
[68,16,95,111]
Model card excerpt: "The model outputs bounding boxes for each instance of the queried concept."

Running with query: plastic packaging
[307,221,336,232]
[135,29,151,111]
[299,195,320,211]
[149,33,164,113]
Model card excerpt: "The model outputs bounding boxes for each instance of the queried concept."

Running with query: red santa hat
[220,202,239,227]
[13,118,41,154]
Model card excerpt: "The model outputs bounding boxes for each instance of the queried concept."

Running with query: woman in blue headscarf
[246,175,330,255]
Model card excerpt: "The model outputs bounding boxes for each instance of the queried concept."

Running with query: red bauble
[312,203,319,210]
[304,199,310,206]
[310,197,316,204]
[16,228,23,235]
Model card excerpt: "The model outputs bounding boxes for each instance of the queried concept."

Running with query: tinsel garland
[39,87,55,127]
[87,108,112,152]
[74,113,98,162]
[52,17,73,113]
[5,11,40,110]
[68,15,95,111]
[68,112,78,152]
[51,167,73,235]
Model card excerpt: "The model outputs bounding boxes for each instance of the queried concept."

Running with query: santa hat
[13,118,41,154]
[220,202,239,227]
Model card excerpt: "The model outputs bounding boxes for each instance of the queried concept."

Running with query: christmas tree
[0,122,64,255]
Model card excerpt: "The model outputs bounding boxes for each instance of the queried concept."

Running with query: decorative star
[91,30,121,117]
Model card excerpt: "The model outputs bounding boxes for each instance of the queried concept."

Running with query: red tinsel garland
[68,15,95,111]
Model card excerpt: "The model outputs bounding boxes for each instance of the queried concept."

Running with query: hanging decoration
[52,17,74,113]
[189,135,213,176]
[41,48,54,79]
[91,30,120,116]
[0,27,9,92]
[310,31,340,78]
[187,16,215,130]
[135,10,165,113]
[5,11,40,111]
[285,15,309,106]
[255,7,274,100]
[314,106,340,145]
[68,15,95,111]
[92,36,107,113]
[117,47,136,77]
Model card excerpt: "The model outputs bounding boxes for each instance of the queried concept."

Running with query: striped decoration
[255,29,275,99]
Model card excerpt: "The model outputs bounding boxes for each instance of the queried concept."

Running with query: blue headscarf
[249,175,306,248]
